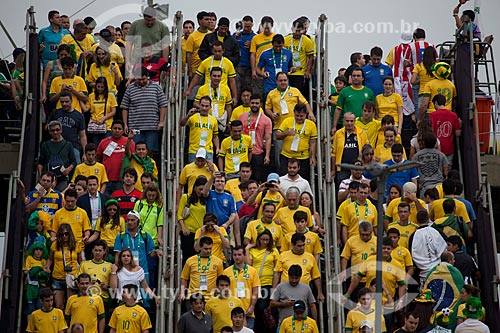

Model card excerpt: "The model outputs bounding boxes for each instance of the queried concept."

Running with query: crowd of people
[5,1,491,333]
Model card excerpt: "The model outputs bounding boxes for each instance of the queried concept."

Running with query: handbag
[87,96,107,134]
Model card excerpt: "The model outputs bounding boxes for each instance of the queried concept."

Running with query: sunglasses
[62,232,70,236]
[107,207,117,211]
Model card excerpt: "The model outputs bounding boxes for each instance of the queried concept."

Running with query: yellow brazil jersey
[51,207,92,248]
[95,216,126,248]
[280,315,319,333]
[84,93,118,130]
[356,117,381,147]
[346,308,386,333]
[196,56,236,87]
[249,247,280,286]
[206,296,244,333]
[179,162,217,195]
[225,178,243,202]
[129,157,158,192]
[275,205,313,235]
[180,254,224,299]
[65,294,105,333]
[109,303,152,333]
[413,62,433,95]
[195,83,232,117]
[71,161,109,186]
[250,32,275,67]
[265,86,308,130]
[278,118,317,159]
[91,42,124,65]
[50,242,79,280]
[422,78,457,113]
[385,197,425,227]
[186,30,210,73]
[194,228,229,262]
[49,75,88,112]
[186,113,219,154]
[391,245,413,270]
[87,63,123,92]
[254,191,285,219]
[219,134,253,174]
[374,143,407,163]
[177,195,206,233]
[357,255,406,304]
[386,221,418,249]
[77,260,112,299]
[375,130,402,149]
[336,198,353,221]
[60,33,95,64]
[223,264,261,317]
[341,201,378,240]
[436,184,444,198]
[429,197,470,223]
[341,235,377,270]
[244,219,283,246]
[26,307,67,333]
[275,250,320,284]
[281,230,323,255]
[284,34,315,76]
[24,256,46,271]
[376,93,403,126]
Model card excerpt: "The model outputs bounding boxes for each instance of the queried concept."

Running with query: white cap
[403,182,417,194]
[127,210,141,220]
[196,148,207,159]
[400,32,413,44]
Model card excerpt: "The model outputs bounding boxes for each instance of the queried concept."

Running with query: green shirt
[337,85,375,118]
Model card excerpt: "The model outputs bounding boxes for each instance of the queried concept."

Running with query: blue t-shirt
[114,228,155,282]
[51,109,86,150]
[38,25,69,68]
[258,48,293,94]
[234,31,256,68]
[206,190,236,226]
[384,159,419,197]
[362,63,393,97]
[454,197,477,221]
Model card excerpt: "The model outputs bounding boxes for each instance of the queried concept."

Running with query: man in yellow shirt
[186,11,211,77]
[429,178,471,223]
[274,186,313,235]
[205,275,244,333]
[109,284,152,333]
[277,103,317,180]
[387,228,414,282]
[384,182,426,230]
[341,183,378,244]
[218,120,253,177]
[345,289,386,333]
[280,300,319,333]
[71,143,109,193]
[246,174,286,218]
[273,233,325,302]
[26,288,67,333]
[250,16,275,96]
[180,96,220,162]
[180,236,224,300]
[194,215,230,263]
[386,202,419,249]
[223,246,261,329]
[244,202,283,246]
[340,221,377,283]
[49,57,88,112]
[355,101,381,147]
[77,240,112,305]
[59,22,94,78]
[281,210,322,263]
[225,162,252,204]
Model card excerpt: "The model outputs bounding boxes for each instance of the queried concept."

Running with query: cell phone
[35,183,47,196]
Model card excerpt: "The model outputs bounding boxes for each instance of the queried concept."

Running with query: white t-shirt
[279,174,313,195]
[234,327,254,333]
[117,266,145,301]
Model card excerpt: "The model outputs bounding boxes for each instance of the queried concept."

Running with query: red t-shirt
[430,109,460,155]
[96,136,135,181]
[111,188,143,219]
[133,56,169,82]
[238,203,258,218]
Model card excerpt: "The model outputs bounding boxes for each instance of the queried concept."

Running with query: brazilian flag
[424,263,465,330]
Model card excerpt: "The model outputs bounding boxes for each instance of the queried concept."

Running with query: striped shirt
[386,44,412,80]
[410,41,437,65]
[27,188,64,217]
[121,81,168,130]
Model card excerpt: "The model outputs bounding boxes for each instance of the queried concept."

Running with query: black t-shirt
[454,250,479,284]
[50,109,86,149]
[341,132,360,168]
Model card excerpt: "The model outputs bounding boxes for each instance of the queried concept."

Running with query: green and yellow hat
[431,62,451,80]
[415,289,434,303]
[255,224,267,236]
[28,241,49,259]
[463,297,484,319]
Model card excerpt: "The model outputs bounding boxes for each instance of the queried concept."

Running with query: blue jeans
[246,317,255,330]
[73,148,81,164]
[134,130,160,153]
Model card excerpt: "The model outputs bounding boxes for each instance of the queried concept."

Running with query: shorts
[52,278,67,291]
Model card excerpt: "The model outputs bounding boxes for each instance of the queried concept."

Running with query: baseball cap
[400,32,413,44]
[403,182,417,194]
[143,6,156,18]
[196,148,207,159]
[127,210,141,220]
[293,300,306,312]
[218,17,230,27]
[99,29,112,42]
[267,173,280,183]
[360,320,373,329]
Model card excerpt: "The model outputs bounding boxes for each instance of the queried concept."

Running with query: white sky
[1,0,499,79]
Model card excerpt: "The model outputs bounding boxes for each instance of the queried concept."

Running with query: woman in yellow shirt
[374,127,406,163]
[88,198,125,260]
[411,46,436,115]
[376,76,403,133]
[86,45,122,93]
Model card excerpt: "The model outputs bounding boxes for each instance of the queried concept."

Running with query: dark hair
[348,181,360,191]
[350,52,362,65]
[423,132,437,149]
[74,175,88,184]
[221,327,233,333]
[189,292,205,304]
[387,227,400,237]
[111,119,124,129]
[416,210,429,224]
[199,95,212,104]
[358,287,371,298]
[362,101,375,110]
[351,67,364,77]
[424,188,439,200]
[358,182,369,191]
[231,120,243,128]
[121,21,132,29]
[92,239,108,251]
[442,179,455,195]
[77,272,91,282]
[256,229,274,251]
[141,172,154,182]
[413,28,426,40]
[134,66,149,78]
[183,20,195,28]
[262,202,276,211]
[432,93,446,107]
[239,179,258,191]
[231,307,245,317]
[369,179,377,192]
[300,191,315,214]
[406,310,421,320]
[417,119,434,150]
[199,236,213,247]
[292,18,305,30]
[294,103,308,114]
[381,115,395,125]
[272,34,285,44]
[239,87,252,96]
[383,76,395,85]
[447,235,463,248]
[291,232,306,245]
[56,223,76,251]
[94,76,109,101]
[388,184,403,204]
[122,283,139,295]
[211,40,224,49]
[100,198,120,230]
[60,90,72,100]
[40,287,54,299]
[463,10,475,22]
[384,126,397,138]
[57,44,71,56]
[442,199,456,214]
[65,189,77,199]
[398,201,410,211]
[288,264,302,278]
[85,143,97,153]
[334,75,348,85]
[94,45,111,67]
[216,274,231,285]
[210,66,222,75]
[187,176,207,206]
[382,236,394,248]
[250,94,261,101]
[41,171,56,181]
[203,212,218,224]
[462,284,480,297]
[48,10,59,21]
[242,15,253,22]
[454,181,464,196]
[196,11,210,23]
[293,210,308,222]
[391,143,404,154]
[370,46,383,57]
[87,175,99,184]
[260,16,274,26]
[123,167,138,182]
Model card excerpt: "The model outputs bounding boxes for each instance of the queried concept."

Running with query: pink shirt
[238,111,272,155]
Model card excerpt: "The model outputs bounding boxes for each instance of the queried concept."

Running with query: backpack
[46,141,70,178]
[119,230,150,251]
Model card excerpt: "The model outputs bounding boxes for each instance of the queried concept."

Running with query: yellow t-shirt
[223,264,261,317]
[94,216,126,248]
[71,161,109,186]
[128,157,158,192]
[341,201,378,240]
[250,32,275,66]
[219,135,253,174]
[336,198,353,221]
[375,130,402,148]
[24,255,46,271]
[278,118,317,159]
[386,221,419,249]
[376,93,403,126]
[429,197,471,223]
[413,62,434,95]
[50,242,79,280]
[186,30,210,73]
[284,34,315,76]
[457,303,486,321]
[91,42,124,65]
[179,162,217,195]
[374,143,407,163]
[422,78,457,113]
[205,296,244,333]
[177,194,206,233]
[275,250,320,284]
[275,205,313,235]
[51,207,92,248]
[26,307,67,333]
[87,63,122,92]
[49,75,88,112]
[356,117,381,148]
[281,230,323,255]
[77,260,112,299]
[225,178,243,202]
[384,197,425,227]
[109,303,152,332]
[346,308,386,333]
[391,245,413,270]
[341,235,377,269]
[180,254,224,299]
[254,191,285,219]
[65,294,105,333]
[60,33,95,63]
[84,93,118,130]
[249,247,280,286]
[244,219,283,246]
[280,316,319,333]
[186,113,219,154]
[196,56,236,87]
[265,87,308,130]
[194,228,229,262]
[195,83,232,117]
